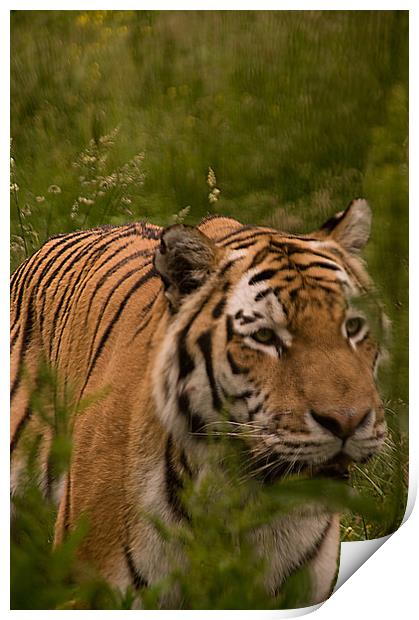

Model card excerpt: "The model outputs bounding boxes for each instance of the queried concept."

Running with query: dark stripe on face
[298,261,341,272]
[238,314,259,324]
[270,241,339,262]
[227,351,249,375]
[81,268,158,396]
[164,435,189,521]
[212,296,227,319]
[226,315,234,341]
[304,280,340,295]
[248,403,262,419]
[218,260,236,278]
[232,389,253,400]
[248,269,277,286]
[248,246,272,270]
[178,392,207,436]
[254,288,273,301]
[197,330,222,411]
[177,290,217,381]
[233,240,260,250]
[225,230,273,248]
[123,544,148,590]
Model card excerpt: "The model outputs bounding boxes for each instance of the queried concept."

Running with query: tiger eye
[252,328,277,345]
[345,316,365,338]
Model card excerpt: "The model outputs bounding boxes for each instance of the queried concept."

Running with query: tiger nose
[310,409,372,440]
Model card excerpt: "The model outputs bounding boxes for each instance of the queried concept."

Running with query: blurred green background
[11,10,408,609]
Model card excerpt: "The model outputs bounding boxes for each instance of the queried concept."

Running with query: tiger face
[153,199,387,482]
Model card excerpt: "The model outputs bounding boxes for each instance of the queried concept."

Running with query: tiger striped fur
[10,199,386,606]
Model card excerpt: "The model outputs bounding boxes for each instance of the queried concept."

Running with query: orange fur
[11,202,386,604]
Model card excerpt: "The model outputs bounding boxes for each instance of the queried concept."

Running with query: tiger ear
[154,225,219,310]
[318,199,372,254]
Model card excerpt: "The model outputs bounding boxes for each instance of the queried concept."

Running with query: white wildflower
[48,184,62,194]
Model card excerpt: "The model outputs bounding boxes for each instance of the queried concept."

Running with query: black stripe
[38,233,107,336]
[238,314,259,324]
[63,227,140,313]
[178,334,196,381]
[10,406,32,454]
[130,296,160,341]
[248,269,277,286]
[233,240,260,250]
[221,229,273,246]
[10,326,20,351]
[218,259,236,278]
[82,262,153,382]
[178,392,207,436]
[56,239,142,374]
[212,296,226,319]
[248,403,262,419]
[226,315,234,341]
[45,234,114,356]
[273,519,333,598]
[85,251,154,321]
[135,221,162,240]
[298,261,341,272]
[281,274,297,283]
[232,389,253,400]
[63,472,71,533]
[254,288,273,301]
[197,330,222,411]
[177,293,215,381]
[164,435,189,521]
[248,246,271,269]
[227,351,249,375]
[11,294,35,401]
[304,280,339,295]
[123,544,148,590]
[12,231,95,335]
[41,227,140,334]
[81,268,158,396]
[10,259,29,298]
[52,241,145,364]
[11,229,89,306]
[270,241,340,263]
[218,225,257,244]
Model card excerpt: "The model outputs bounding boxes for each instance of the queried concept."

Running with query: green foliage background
[11,10,408,610]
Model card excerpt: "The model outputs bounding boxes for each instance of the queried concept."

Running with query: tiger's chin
[252,450,377,484]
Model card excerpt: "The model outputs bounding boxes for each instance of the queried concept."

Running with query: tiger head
[153,199,387,481]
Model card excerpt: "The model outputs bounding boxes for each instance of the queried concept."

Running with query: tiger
[10,198,387,607]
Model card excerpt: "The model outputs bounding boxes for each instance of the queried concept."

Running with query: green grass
[10,10,408,610]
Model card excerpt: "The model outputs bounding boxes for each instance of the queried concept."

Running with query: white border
[3,4,415,618]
